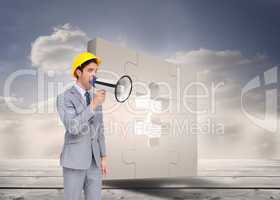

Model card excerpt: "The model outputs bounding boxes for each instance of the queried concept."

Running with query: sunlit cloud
[30,23,89,71]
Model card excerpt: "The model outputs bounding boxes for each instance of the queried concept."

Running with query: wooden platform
[1,189,280,200]
[1,159,280,199]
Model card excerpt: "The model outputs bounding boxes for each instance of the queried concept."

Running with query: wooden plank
[199,159,280,176]
[1,159,280,189]
[1,176,280,189]
[0,189,280,200]
[2,159,280,177]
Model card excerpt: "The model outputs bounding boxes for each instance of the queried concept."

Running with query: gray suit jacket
[56,85,106,169]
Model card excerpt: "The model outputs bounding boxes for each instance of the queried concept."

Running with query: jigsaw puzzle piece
[88,38,137,80]
[167,114,197,177]
[122,135,172,178]
[105,134,136,179]
[87,38,197,179]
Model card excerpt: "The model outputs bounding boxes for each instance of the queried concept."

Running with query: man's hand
[91,89,106,110]
[101,157,108,177]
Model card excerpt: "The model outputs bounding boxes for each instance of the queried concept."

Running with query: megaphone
[91,75,133,103]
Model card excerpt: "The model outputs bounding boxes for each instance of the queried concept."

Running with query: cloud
[167,49,249,110]
[30,23,89,71]
[166,48,267,73]
[0,96,23,104]
[167,48,280,159]
[0,97,64,159]
[167,48,270,111]
[0,23,90,158]
[0,95,25,114]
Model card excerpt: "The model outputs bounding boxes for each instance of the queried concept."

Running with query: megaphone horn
[91,75,133,103]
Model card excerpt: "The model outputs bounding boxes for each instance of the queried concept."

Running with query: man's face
[77,62,99,90]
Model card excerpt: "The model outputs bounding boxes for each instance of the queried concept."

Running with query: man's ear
[76,68,82,78]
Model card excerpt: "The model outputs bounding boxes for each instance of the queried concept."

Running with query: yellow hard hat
[71,52,102,77]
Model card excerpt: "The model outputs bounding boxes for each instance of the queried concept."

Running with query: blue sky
[1,0,280,63]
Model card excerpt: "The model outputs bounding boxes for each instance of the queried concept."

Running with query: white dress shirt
[74,82,89,104]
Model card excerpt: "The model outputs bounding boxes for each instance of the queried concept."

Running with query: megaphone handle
[95,80,116,88]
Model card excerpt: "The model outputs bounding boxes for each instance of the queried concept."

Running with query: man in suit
[56,52,108,200]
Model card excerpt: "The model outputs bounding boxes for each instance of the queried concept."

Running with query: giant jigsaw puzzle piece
[88,38,197,179]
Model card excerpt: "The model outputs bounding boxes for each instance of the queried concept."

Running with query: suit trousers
[63,157,102,200]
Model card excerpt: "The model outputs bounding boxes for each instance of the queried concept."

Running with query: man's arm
[56,93,96,136]
[97,105,106,157]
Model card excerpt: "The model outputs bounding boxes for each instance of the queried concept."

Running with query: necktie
[84,91,91,106]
